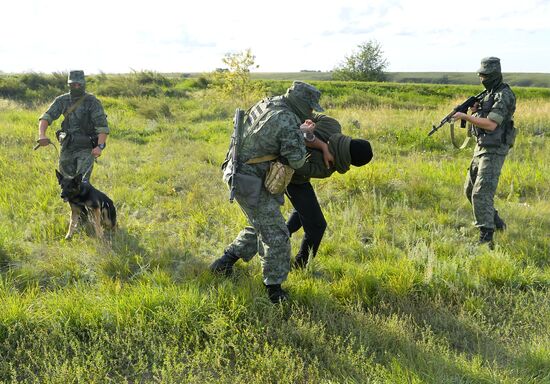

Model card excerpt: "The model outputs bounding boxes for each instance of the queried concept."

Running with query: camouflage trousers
[59,147,95,182]
[464,153,506,229]
[226,189,291,286]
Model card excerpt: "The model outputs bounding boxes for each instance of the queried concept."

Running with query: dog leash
[33,138,59,158]
[81,161,95,182]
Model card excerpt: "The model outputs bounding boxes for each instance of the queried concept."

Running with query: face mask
[481,73,502,91]
[285,93,313,121]
[69,85,85,97]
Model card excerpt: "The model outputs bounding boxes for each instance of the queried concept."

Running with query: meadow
[248,72,550,88]
[0,73,549,383]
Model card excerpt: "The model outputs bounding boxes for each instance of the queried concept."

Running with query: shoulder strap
[449,121,471,150]
[239,98,288,164]
[63,94,88,118]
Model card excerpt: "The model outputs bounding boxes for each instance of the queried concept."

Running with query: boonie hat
[477,57,501,75]
[288,81,324,112]
[68,70,86,85]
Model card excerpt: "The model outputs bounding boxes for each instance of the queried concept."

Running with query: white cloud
[1,0,548,73]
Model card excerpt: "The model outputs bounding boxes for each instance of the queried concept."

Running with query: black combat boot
[209,251,239,276]
[478,227,495,249]
[265,284,289,304]
[494,211,507,231]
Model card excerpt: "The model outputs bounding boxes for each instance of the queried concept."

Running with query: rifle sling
[63,94,88,118]
[449,122,471,150]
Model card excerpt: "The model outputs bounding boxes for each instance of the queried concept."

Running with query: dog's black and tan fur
[56,170,116,239]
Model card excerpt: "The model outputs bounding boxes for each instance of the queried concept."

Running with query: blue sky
[2,0,549,74]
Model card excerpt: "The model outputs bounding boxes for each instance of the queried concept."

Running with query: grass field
[0,74,549,383]
[247,72,550,88]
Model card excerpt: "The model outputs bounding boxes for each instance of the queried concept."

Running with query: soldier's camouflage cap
[477,57,501,75]
[287,81,324,112]
[67,70,86,85]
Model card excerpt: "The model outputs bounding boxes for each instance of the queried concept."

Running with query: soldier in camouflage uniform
[210,81,325,303]
[452,57,517,248]
[37,70,109,182]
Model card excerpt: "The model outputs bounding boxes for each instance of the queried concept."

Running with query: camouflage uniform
[216,82,324,290]
[465,57,516,233]
[39,71,109,181]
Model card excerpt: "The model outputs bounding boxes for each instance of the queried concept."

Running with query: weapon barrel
[428,90,485,137]
[229,108,244,203]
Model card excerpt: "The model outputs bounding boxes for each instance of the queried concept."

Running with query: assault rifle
[229,108,244,203]
[428,90,487,136]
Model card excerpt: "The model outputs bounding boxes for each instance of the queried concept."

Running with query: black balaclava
[350,139,373,166]
[70,84,85,98]
[68,70,86,98]
[481,72,503,92]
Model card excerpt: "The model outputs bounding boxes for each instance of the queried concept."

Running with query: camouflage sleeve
[89,96,109,135]
[488,88,516,125]
[277,111,307,169]
[39,96,65,124]
[294,150,335,179]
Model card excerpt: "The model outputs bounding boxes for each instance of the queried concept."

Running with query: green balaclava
[283,81,324,121]
[477,57,503,91]
[68,70,86,98]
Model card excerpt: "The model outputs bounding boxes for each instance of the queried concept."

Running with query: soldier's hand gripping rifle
[229,108,244,203]
[428,90,487,136]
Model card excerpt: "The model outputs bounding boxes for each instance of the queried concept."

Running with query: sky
[2,0,550,74]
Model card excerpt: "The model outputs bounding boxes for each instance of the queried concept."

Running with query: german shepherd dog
[56,170,117,239]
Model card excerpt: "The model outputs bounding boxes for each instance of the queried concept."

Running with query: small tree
[212,49,265,104]
[333,40,389,82]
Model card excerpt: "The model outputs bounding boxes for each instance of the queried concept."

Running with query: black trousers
[285,182,327,261]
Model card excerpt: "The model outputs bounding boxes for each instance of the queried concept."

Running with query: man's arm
[38,119,49,140]
[452,112,497,131]
[305,137,333,168]
[90,98,110,158]
[300,119,334,168]
[37,97,64,145]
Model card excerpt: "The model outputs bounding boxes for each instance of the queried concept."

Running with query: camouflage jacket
[231,96,307,180]
[39,93,109,137]
[473,83,516,156]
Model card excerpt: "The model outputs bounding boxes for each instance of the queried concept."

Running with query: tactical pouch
[476,129,503,148]
[231,172,263,208]
[264,161,294,194]
[505,121,517,148]
[55,129,69,146]
[70,133,95,149]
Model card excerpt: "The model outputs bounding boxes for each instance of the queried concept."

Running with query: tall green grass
[0,77,549,383]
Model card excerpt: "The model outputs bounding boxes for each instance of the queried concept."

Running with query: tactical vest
[222,97,289,176]
[473,84,516,148]
[60,94,97,149]
[243,97,287,137]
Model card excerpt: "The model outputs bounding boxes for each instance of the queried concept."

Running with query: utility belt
[56,130,98,149]
[245,155,295,195]
[226,155,295,208]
